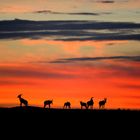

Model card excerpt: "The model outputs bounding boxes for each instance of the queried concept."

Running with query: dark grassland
[0,106,139,137]
[0,106,139,123]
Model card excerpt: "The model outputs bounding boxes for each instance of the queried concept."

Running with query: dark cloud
[55,34,140,41]
[34,10,111,16]
[0,19,140,41]
[96,0,130,4]
[48,55,140,80]
[0,67,77,79]
[50,56,140,63]
[34,10,59,14]
[98,0,115,3]
[66,12,99,16]
[1,19,140,31]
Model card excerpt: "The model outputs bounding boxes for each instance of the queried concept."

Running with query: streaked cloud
[119,84,140,89]
[0,66,77,79]
[0,80,33,85]
[97,0,115,3]
[0,19,139,41]
[34,10,111,16]
[50,56,140,63]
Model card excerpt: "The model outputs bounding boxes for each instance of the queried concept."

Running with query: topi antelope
[17,94,28,107]
[99,98,107,109]
[44,100,53,108]
[87,97,94,109]
[80,101,87,109]
[63,101,71,109]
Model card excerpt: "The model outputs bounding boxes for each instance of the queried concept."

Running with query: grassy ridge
[0,106,139,119]
[0,106,139,136]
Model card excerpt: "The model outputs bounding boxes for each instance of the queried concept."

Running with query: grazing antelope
[99,98,107,109]
[80,101,87,109]
[63,101,71,109]
[17,94,28,107]
[44,100,53,108]
[87,97,94,109]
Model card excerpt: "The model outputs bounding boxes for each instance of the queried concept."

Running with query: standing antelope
[87,97,94,109]
[99,98,107,109]
[63,101,71,109]
[80,101,87,109]
[44,100,53,108]
[17,94,28,107]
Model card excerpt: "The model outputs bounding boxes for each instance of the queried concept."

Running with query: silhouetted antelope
[87,97,94,109]
[63,101,71,109]
[44,100,53,108]
[17,94,28,107]
[80,101,87,109]
[99,98,107,109]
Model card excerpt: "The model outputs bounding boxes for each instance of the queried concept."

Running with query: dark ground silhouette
[0,106,139,138]
[0,106,139,121]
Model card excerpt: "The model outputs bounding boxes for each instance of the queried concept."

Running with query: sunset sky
[0,0,140,109]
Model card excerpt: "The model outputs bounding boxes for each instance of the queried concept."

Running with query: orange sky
[0,39,140,109]
[0,57,140,109]
[0,0,140,109]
